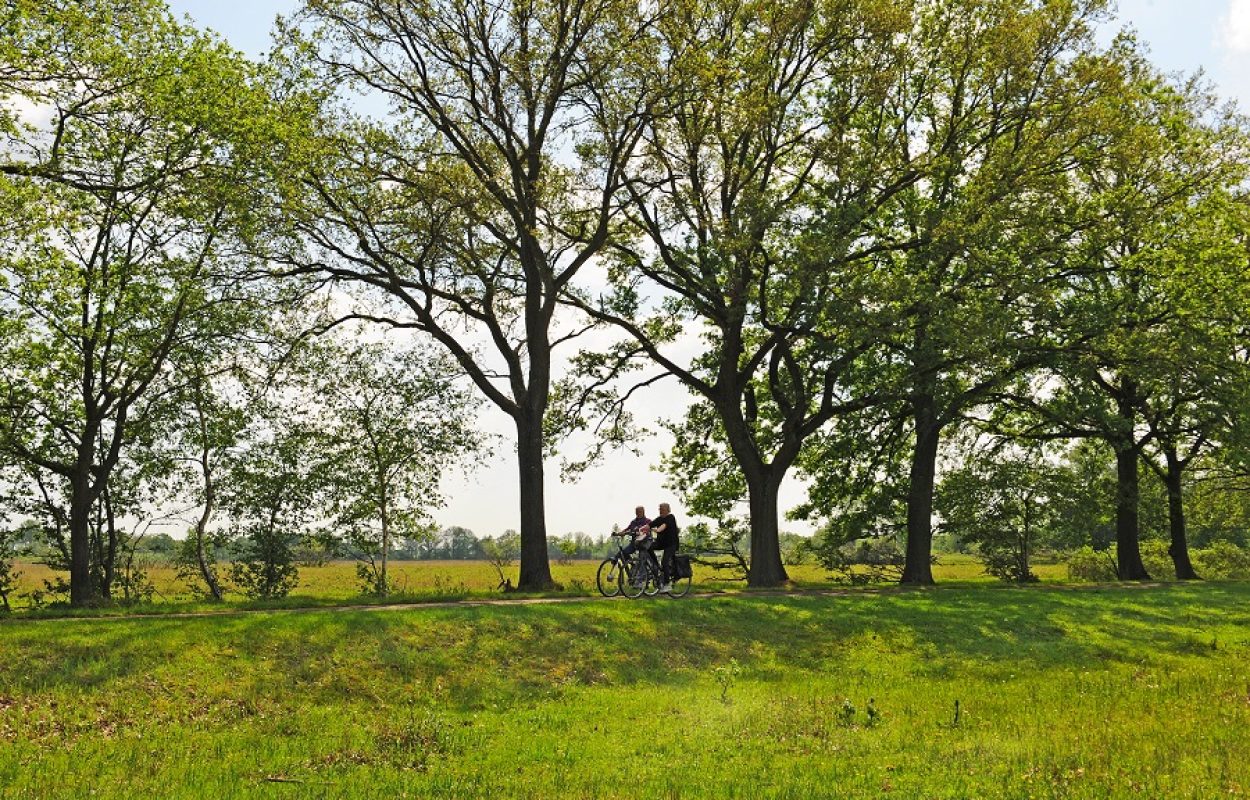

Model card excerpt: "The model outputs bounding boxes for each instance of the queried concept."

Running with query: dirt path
[2,585,941,624]
[0,581,1174,625]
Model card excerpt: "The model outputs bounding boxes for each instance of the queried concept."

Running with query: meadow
[3,554,1069,615]
[2,582,1248,798]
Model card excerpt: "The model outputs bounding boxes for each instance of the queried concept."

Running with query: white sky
[167,0,1250,539]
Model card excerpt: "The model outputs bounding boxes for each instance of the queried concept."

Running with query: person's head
[658,502,671,515]
[635,505,646,517]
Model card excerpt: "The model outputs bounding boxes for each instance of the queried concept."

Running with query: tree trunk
[67,468,96,607]
[515,411,554,590]
[1164,448,1199,580]
[379,483,390,596]
[101,482,118,601]
[1113,443,1150,580]
[194,468,223,601]
[745,470,788,587]
[901,400,941,586]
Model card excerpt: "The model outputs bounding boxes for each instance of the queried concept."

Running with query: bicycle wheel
[666,572,691,598]
[642,567,661,597]
[620,557,647,599]
[596,557,622,598]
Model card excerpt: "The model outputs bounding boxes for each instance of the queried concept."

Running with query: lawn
[2,582,1248,798]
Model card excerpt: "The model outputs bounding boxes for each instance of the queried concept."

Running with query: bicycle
[597,530,693,598]
[620,540,692,599]
[595,531,635,597]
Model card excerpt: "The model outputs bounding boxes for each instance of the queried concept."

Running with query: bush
[0,528,20,613]
[1193,541,1250,579]
[230,524,300,599]
[1139,539,1173,579]
[979,547,1039,584]
[1066,546,1117,582]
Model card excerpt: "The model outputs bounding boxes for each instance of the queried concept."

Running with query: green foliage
[1068,541,1250,582]
[1192,542,1250,579]
[302,341,485,596]
[221,423,329,600]
[480,531,522,591]
[805,529,909,585]
[0,526,20,613]
[936,446,1078,583]
[1138,539,1175,580]
[173,532,232,600]
[229,523,301,601]
[1066,546,1119,582]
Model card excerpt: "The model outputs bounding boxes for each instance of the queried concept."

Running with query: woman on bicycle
[650,502,680,592]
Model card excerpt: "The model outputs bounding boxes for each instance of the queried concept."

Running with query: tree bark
[515,411,554,591]
[67,468,96,607]
[379,481,390,596]
[1113,442,1150,580]
[194,460,223,601]
[101,483,118,601]
[901,398,941,586]
[745,469,789,587]
[1164,448,1199,580]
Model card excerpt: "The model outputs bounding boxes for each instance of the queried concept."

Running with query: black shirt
[650,513,679,548]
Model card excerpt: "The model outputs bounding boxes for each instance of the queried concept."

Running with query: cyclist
[616,505,652,567]
[649,502,680,592]
[615,502,655,585]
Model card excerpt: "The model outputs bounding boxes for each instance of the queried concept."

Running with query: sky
[166,0,1250,540]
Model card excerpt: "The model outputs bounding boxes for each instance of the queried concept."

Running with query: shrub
[1139,539,1173,579]
[1193,541,1250,579]
[1066,546,1117,582]
[230,524,300,599]
[0,528,20,613]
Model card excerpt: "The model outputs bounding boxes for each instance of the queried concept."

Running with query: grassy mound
[2,583,1248,798]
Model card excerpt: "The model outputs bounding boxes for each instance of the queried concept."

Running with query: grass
[2,582,1249,798]
[4,554,1071,617]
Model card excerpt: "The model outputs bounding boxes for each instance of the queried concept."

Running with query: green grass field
[3,582,1248,798]
[4,554,1070,615]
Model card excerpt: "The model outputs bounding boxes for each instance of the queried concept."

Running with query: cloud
[1220,0,1250,53]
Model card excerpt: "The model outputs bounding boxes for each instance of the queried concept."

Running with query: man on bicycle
[616,506,651,567]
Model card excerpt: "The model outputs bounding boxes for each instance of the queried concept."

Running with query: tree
[313,341,485,595]
[567,0,921,586]
[0,497,21,612]
[935,443,1076,582]
[1135,198,1250,579]
[859,0,1115,585]
[996,48,1250,580]
[0,0,277,605]
[268,0,654,590]
[224,418,330,600]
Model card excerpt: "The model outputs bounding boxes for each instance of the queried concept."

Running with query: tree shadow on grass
[1,583,1248,709]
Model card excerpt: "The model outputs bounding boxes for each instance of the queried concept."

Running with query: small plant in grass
[837,698,857,726]
[430,574,469,597]
[713,658,742,703]
[866,697,879,727]
[375,705,451,771]
[939,699,964,728]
